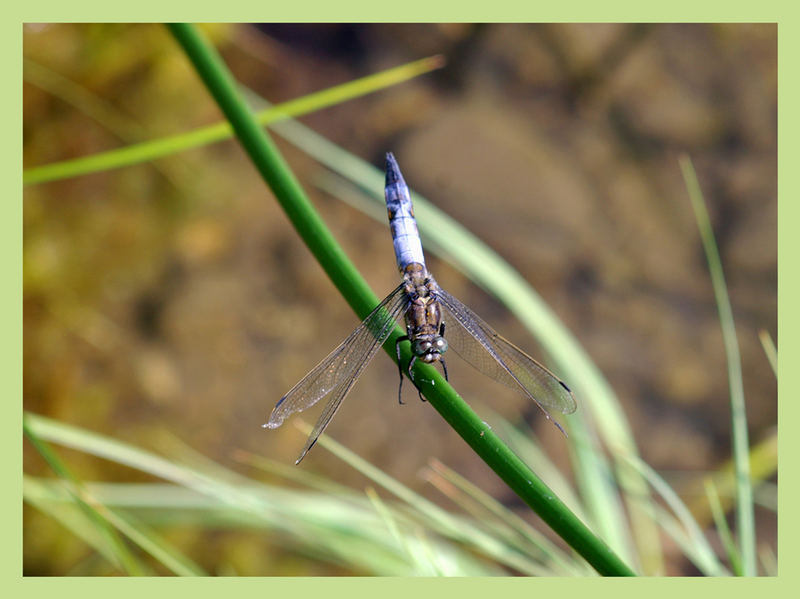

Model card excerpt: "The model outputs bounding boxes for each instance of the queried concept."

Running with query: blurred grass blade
[91,506,207,576]
[364,486,419,569]
[25,475,206,576]
[307,422,557,576]
[23,57,148,142]
[425,459,590,576]
[705,478,743,575]
[23,477,142,573]
[23,54,444,185]
[23,57,200,190]
[258,97,658,573]
[758,544,777,576]
[753,481,777,511]
[167,22,635,576]
[680,154,756,576]
[686,430,777,527]
[649,503,729,576]
[234,450,362,498]
[365,487,443,576]
[487,413,589,522]
[622,454,727,576]
[563,406,634,568]
[26,412,243,497]
[29,480,439,575]
[25,412,303,528]
[23,414,148,575]
[758,329,777,377]
[243,452,510,575]
[25,413,492,575]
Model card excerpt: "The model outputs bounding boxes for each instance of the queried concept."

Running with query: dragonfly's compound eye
[412,339,432,356]
[434,337,448,353]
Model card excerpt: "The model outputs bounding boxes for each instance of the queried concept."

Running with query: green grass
[680,155,757,576]
[23,54,444,186]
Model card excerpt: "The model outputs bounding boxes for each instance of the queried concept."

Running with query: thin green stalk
[679,154,755,576]
[23,54,443,186]
[704,478,743,575]
[167,22,635,577]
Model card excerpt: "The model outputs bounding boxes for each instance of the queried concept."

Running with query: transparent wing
[435,288,576,420]
[266,283,408,463]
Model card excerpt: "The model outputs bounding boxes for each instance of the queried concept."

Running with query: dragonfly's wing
[435,288,576,421]
[266,283,408,463]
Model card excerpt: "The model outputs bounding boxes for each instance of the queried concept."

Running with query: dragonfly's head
[412,336,448,363]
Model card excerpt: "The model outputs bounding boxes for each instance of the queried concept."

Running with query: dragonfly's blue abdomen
[385,152,426,270]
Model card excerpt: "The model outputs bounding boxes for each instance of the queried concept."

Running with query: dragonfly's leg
[407,354,418,382]
[405,355,428,402]
[440,357,449,382]
[395,335,409,405]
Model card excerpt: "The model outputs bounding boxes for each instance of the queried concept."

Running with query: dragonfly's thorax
[402,263,448,362]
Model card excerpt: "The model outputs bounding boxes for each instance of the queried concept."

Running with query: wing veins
[436,288,576,417]
[267,284,408,461]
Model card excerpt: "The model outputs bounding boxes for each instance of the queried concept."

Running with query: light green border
[8,7,22,592]
[11,6,789,598]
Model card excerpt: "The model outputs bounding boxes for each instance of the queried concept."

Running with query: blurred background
[23,23,776,575]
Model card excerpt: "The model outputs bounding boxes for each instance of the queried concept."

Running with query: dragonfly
[265,152,576,463]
